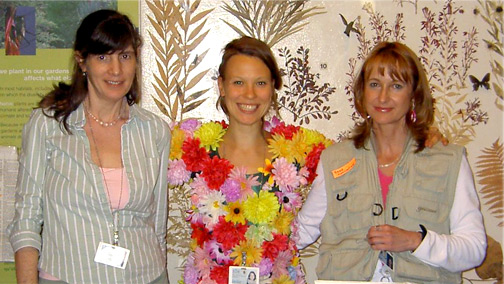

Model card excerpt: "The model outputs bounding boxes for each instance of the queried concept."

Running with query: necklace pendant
[113,230,119,246]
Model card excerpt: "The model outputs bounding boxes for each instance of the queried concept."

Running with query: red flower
[210,261,231,284]
[201,156,233,190]
[217,120,228,129]
[212,216,247,250]
[271,123,300,140]
[182,137,209,172]
[305,142,326,183]
[191,221,211,247]
[262,233,289,260]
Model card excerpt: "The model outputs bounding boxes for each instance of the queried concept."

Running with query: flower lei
[168,117,332,284]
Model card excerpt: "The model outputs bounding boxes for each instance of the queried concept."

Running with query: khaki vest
[316,134,464,283]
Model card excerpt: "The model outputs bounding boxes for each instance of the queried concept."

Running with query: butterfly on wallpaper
[339,14,360,37]
[469,73,491,91]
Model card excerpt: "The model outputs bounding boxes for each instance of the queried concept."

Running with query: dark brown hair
[216,36,282,116]
[352,41,434,152]
[39,9,142,133]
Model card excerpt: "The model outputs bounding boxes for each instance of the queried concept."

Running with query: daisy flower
[243,190,280,224]
[230,239,262,266]
[229,166,259,198]
[272,250,292,278]
[199,191,226,228]
[205,239,231,265]
[194,122,225,151]
[224,201,246,225]
[290,131,309,166]
[275,191,302,212]
[268,134,293,161]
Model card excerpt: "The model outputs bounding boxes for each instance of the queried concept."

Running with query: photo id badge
[94,242,130,269]
[228,266,259,284]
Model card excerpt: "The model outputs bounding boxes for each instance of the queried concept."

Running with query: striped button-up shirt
[8,103,170,283]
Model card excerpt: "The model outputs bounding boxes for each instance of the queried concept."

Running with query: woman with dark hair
[296,42,486,282]
[168,36,332,284]
[8,10,170,283]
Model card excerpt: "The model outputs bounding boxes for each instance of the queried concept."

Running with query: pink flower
[205,239,231,265]
[180,119,201,135]
[194,246,214,278]
[229,167,259,199]
[167,159,191,185]
[272,250,292,278]
[272,158,302,191]
[275,191,302,212]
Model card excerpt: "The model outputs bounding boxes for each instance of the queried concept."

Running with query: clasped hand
[366,224,423,252]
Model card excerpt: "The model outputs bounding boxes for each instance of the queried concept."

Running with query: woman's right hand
[15,247,39,284]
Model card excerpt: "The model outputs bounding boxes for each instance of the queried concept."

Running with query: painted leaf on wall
[475,138,504,226]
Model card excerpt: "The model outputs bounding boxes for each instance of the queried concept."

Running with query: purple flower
[184,253,199,284]
[263,115,281,132]
[180,119,201,134]
[167,159,191,185]
[258,258,273,277]
[220,178,241,202]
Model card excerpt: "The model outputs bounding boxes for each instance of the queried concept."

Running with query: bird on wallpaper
[339,13,360,37]
[469,73,491,91]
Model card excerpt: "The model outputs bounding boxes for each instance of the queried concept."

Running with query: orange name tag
[331,158,356,178]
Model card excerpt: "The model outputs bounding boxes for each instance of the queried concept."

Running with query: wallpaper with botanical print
[140,1,503,283]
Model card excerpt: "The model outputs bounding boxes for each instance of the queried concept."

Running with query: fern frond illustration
[419,0,488,146]
[146,0,213,122]
[146,0,214,256]
[476,139,503,227]
[221,0,325,47]
[476,0,504,110]
[278,46,338,125]
[344,4,406,121]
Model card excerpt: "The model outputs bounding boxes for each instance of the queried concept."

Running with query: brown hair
[216,36,282,117]
[352,41,434,152]
[39,9,142,133]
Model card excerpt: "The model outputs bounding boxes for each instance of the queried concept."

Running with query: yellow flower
[258,159,274,185]
[194,122,225,151]
[243,190,280,224]
[272,209,294,235]
[268,134,296,163]
[169,126,186,160]
[290,131,309,166]
[302,127,333,149]
[225,201,246,225]
[292,255,300,267]
[272,275,295,284]
[230,239,262,266]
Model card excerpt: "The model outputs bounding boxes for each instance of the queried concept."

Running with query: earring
[366,114,371,120]
[82,71,87,77]
[410,101,417,123]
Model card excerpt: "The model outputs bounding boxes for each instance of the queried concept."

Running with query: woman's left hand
[425,126,449,148]
[366,224,423,252]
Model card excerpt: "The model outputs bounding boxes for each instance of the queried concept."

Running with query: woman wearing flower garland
[296,42,486,282]
[167,36,331,284]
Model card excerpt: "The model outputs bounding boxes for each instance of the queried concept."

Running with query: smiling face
[218,54,274,127]
[364,65,413,129]
[78,45,137,103]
